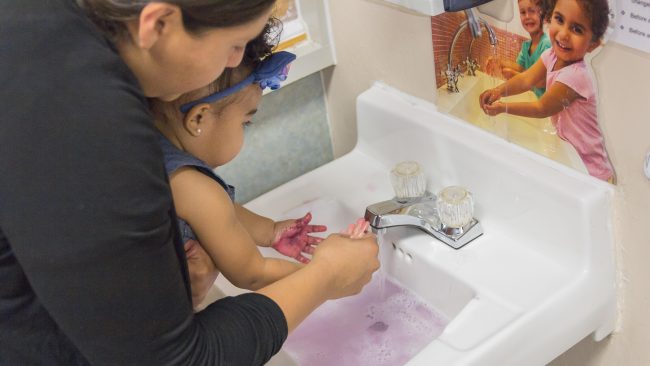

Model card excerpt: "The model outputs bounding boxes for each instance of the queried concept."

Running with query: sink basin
[207,82,617,365]
[436,71,587,175]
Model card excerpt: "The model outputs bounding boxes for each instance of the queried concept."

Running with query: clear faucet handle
[436,186,474,228]
[390,161,426,199]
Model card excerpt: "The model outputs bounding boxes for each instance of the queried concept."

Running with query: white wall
[323,0,650,364]
[322,0,437,157]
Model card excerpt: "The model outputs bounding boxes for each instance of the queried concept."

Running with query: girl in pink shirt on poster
[479,0,614,182]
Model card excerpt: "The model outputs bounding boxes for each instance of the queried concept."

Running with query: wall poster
[431,0,617,183]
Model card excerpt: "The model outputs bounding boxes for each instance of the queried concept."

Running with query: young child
[151,51,369,308]
[479,0,614,182]
[486,0,551,98]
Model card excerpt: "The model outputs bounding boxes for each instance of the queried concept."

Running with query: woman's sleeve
[0,1,287,364]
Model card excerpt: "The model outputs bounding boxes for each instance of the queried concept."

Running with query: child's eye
[571,25,584,35]
[242,121,252,128]
[553,14,563,24]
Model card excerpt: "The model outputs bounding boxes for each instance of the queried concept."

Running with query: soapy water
[282,273,449,366]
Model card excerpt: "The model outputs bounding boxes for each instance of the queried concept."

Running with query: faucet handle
[436,186,474,229]
[390,161,426,199]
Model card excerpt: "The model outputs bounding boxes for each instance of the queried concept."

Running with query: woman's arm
[170,168,302,290]
[483,80,582,118]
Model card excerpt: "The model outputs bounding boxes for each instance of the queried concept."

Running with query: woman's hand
[310,233,379,300]
[184,240,219,310]
[256,232,379,331]
[271,212,327,264]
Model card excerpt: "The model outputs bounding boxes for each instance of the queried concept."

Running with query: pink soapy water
[283,274,448,366]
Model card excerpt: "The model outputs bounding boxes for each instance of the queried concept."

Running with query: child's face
[548,0,600,65]
[200,85,263,167]
[518,0,543,35]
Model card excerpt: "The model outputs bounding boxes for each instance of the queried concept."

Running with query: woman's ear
[183,103,212,137]
[133,3,183,50]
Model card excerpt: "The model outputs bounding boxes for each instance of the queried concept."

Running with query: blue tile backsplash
[215,73,333,203]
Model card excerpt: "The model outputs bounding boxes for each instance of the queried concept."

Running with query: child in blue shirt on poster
[486,0,552,98]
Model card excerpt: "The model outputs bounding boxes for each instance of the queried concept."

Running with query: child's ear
[127,3,182,50]
[183,103,212,137]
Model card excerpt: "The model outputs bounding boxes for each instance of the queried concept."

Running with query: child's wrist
[266,218,278,247]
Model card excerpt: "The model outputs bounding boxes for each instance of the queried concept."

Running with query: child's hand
[479,88,501,112]
[485,56,503,78]
[341,218,371,239]
[271,212,327,264]
[483,101,505,116]
[501,67,519,80]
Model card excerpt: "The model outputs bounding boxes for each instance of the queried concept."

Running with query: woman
[0,1,379,365]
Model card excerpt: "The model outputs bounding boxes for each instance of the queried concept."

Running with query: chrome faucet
[445,8,498,91]
[364,191,483,250]
[464,57,480,76]
[442,64,463,93]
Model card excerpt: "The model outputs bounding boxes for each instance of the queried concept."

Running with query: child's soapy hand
[501,67,519,80]
[271,212,327,264]
[479,88,502,113]
[341,218,371,239]
[485,56,503,78]
[483,101,505,116]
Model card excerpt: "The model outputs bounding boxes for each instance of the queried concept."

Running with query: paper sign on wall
[610,0,650,54]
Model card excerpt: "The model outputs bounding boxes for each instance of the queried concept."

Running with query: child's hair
[519,0,548,25]
[77,0,277,42]
[544,0,610,41]
[149,18,280,125]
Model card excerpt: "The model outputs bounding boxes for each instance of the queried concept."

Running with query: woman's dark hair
[544,0,610,41]
[77,0,277,41]
[148,17,281,124]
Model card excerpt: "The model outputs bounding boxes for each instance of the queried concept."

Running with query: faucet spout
[364,193,483,250]
[464,8,482,39]
[365,194,437,230]
[447,9,498,76]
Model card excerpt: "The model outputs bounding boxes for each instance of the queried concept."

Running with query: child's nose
[557,26,570,39]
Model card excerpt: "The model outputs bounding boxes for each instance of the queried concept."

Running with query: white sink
[209,82,617,365]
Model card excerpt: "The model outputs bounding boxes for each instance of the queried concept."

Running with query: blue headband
[179,51,297,114]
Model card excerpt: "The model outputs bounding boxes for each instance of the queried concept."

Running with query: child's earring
[196,128,202,136]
